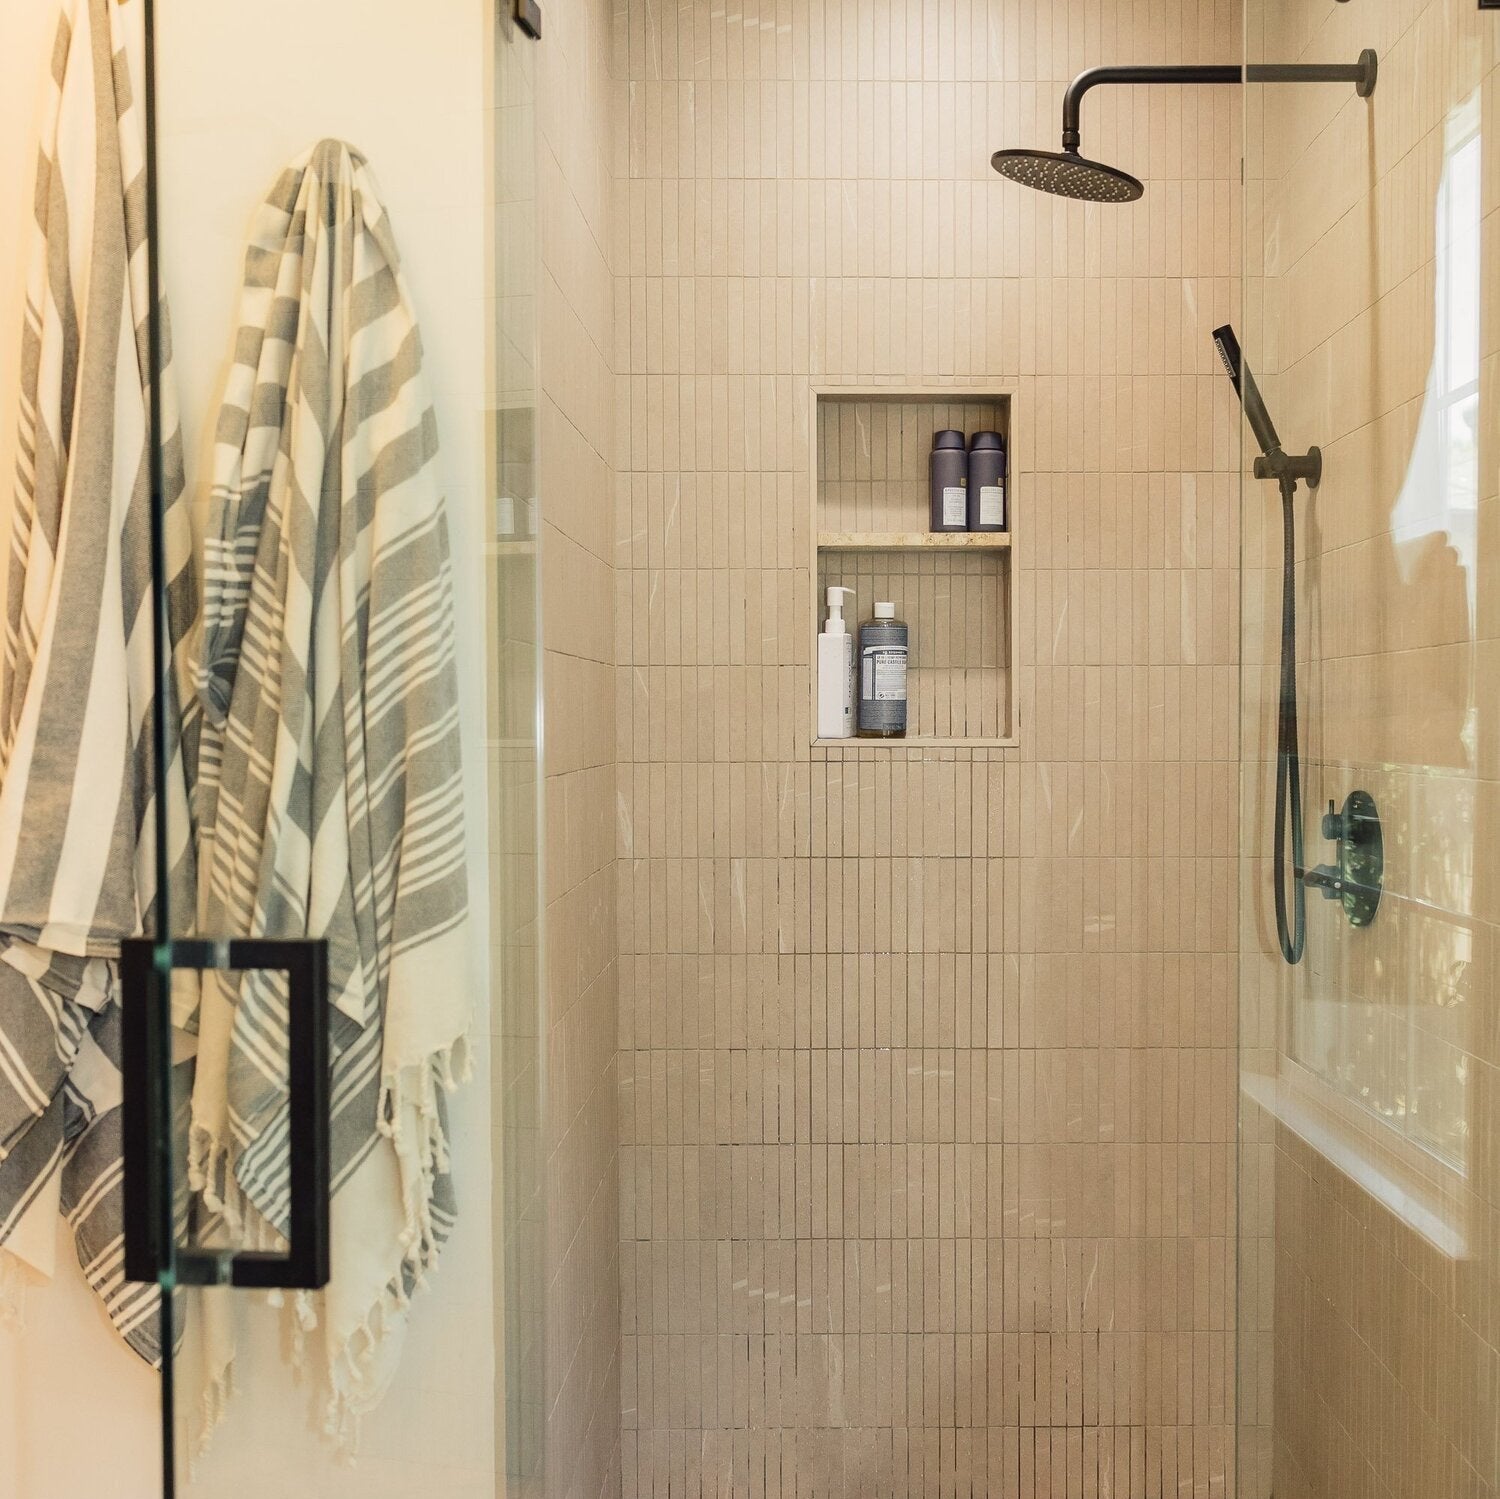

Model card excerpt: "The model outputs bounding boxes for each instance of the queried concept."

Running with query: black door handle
[121,937,330,1290]
[515,0,542,37]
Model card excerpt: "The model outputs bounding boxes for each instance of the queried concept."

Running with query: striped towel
[190,139,471,1442]
[0,0,198,1361]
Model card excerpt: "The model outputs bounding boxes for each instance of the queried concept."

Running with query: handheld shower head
[1211,324,1283,460]
[1215,322,1327,970]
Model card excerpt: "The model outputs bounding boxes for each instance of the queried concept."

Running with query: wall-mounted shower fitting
[1255,445,1323,487]
[1211,325,1324,489]
[992,52,1378,202]
[1212,329,1381,950]
[1302,790,1384,928]
[1211,324,1322,965]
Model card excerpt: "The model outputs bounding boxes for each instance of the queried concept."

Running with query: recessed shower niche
[812,388,1017,747]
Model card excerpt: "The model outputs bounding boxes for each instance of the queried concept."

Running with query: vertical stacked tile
[614,2,1242,1495]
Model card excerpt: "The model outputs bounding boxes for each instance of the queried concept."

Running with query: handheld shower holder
[1254,445,1322,488]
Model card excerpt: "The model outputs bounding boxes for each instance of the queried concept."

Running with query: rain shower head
[990,147,1143,203]
[992,54,1377,203]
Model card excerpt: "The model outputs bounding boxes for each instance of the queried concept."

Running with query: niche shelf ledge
[813,736,1020,750]
[818,530,1011,551]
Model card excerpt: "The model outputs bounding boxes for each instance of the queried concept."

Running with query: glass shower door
[120,0,336,1472]
[1238,1,1497,1494]
[113,1,538,1494]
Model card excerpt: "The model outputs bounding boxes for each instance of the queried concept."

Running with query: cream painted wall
[0,3,498,1496]
[0,0,51,582]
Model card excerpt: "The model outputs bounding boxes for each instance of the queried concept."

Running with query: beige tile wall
[1239,1,1500,1497]
[535,1,622,1496]
[613,2,1243,1493]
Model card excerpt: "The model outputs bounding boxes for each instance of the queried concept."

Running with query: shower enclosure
[124,0,1493,1492]
[4,0,1496,1493]
[1237,0,1497,1495]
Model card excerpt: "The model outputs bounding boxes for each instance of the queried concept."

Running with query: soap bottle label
[942,486,966,527]
[978,484,1004,526]
[863,646,908,701]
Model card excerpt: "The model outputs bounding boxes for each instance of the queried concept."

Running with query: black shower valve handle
[1302,863,1347,900]
[1321,796,1380,846]
[1304,789,1385,928]
[1321,799,1345,841]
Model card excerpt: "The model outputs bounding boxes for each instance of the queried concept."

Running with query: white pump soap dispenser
[817,585,856,738]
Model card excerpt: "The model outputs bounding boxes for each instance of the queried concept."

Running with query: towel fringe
[195,1357,235,1459]
[188,1038,469,1458]
[184,1129,285,1460]
[188,1122,247,1238]
[320,1038,469,1455]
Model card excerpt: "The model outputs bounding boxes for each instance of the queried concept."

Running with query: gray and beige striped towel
[0,0,198,1360]
[189,138,471,1443]
[1,0,471,1446]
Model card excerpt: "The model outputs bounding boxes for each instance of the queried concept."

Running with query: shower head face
[990,147,1144,203]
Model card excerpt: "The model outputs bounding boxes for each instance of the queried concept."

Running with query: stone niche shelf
[811,387,1017,749]
[816,530,1012,551]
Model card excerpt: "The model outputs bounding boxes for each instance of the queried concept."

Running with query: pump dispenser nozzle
[823,585,854,633]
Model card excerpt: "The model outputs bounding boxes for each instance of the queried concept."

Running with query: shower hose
[1275,471,1306,964]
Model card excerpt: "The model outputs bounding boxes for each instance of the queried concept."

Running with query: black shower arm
[1060,54,1378,150]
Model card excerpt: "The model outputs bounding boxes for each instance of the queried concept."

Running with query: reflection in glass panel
[489,16,544,1497]
[1288,89,1481,1179]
